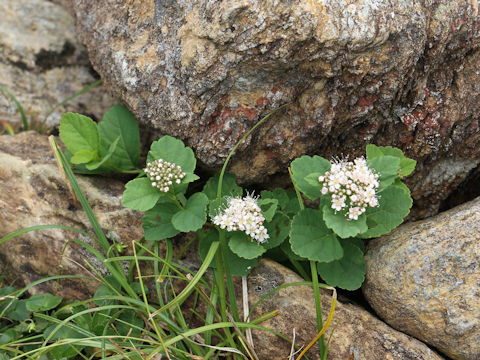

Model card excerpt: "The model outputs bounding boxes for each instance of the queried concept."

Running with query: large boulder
[0,131,143,299]
[73,0,480,219]
[363,197,480,360]
[0,0,115,132]
[248,259,443,360]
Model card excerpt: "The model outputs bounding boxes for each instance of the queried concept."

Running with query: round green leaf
[347,237,366,253]
[317,240,366,290]
[289,208,343,262]
[304,172,324,188]
[86,136,120,170]
[171,192,208,232]
[280,238,304,261]
[70,149,97,164]
[0,329,18,346]
[263,213,290,249]
[261,188,289,209]
[290,155,331,200]
[147,136,196,174]
[367,155,401,190]
[198,230,258,276]
[59,113,99,155]
[258,198,278,222]
[261,189,300,218]
[228,232,266,259]
[122,177,162,211]
[366,144,417,177]
[26,294,62,312]
[99,104,140,170]
[143,200,181,240]
[7,300,31,322]
[322,205,368,238]
[360,185,412,239]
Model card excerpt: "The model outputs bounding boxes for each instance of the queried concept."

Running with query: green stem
[212,104,288,349]
[289,166,326,358]
[214,233,237,349]
[167,194,184,209]
[216,104,287,207]
[220,233,239,321]
[105,163,142,174]
[281,249,310,281]
[176,192,187,207]
[310,260,326,357]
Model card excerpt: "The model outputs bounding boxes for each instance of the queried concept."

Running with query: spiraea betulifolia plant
[0,104,415,360]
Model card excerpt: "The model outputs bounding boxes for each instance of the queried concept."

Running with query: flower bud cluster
[144,159,186,193]
[318,157,379,220]
[212,194,269,244]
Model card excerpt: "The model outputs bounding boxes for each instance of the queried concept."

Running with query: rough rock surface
[0,131,143,299]
[248,259,443,360]
[363,197,480,360]
[0,0,115,132]
[74,0,480,219]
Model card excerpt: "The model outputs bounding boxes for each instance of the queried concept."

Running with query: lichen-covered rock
[74,0,480,219]
[0,0,115,132]
[363,197,480,360]
[248,259,443,360]
[0,131,143,299]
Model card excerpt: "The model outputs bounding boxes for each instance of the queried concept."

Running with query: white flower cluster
[212,194,269,244]
[144,159,186,192]
[318,157,379,220]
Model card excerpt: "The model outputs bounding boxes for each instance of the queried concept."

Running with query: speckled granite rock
[363,197,480,360]
[74,0,480,219]
[0,0,115,132]
[248,259,443,360]
[0,131,143,299]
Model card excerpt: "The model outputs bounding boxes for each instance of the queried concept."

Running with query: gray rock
[363,197,480,360]
[0,131,143,299]
[248,259,444,360]
[0,0,116,132]
[74,0,480,219]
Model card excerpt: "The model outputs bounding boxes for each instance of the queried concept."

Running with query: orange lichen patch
[412,109,427,121]
[357,95,378,107]
[236,106,258,121]
[423,116,439,130]
[220,106,258,122]
[451,17,466,32]
[401,113,418,130]
[256,97,269,107]
[264,149,276,159]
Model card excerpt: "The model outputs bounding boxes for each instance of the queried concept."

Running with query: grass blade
[49,136,138,299]
[42,79,102,126]
[0,84,28,130]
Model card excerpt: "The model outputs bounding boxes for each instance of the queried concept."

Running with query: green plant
[59,104,141,174]
[0,103,415,359]
[0,139,288,359]
[116,108,415,358]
